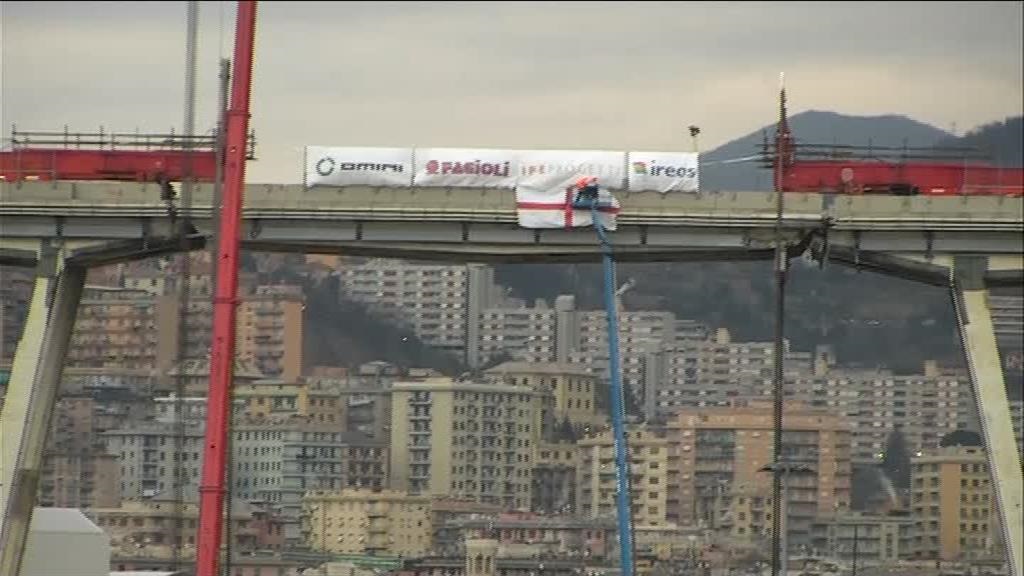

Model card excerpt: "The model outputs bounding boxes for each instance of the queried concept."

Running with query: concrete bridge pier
[952,257,1023,576]
[0,241,86,576]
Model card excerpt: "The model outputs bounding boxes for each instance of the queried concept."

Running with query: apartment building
[990,290,1022,380]
[232,419,348,543]
[237,285,305,381]
[0,266,32,363]
[156,283,302,383]
[67,285,159,370]
[819,512,913,565]
[642,329,815,421]
[477,305,556,365]
[484,361,603,431]
[163,356,265,396]
[389,378,536,510]
[577,425,669,526]
[91,497,283,555]
[910,439,1001,561]
[152,394,245,425]
[818,366,977,464]
[568,310,679,414]
[39,452,121,509]
[454,512,616,560]
[666,401,852,549]
[38,394,121,508]
[342,432,389,489]
[101,424,205,501]
[644,331,976,465]
[302,489,432,557]
[339,261,486,358]
[532,442,579,514]
[234,378,345,425]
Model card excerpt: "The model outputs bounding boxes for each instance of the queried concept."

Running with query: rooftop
[485,361,593,377]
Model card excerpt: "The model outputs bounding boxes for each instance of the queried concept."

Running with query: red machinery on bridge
[0,128,253,183]
[776,150,1024,197]
[766,90,1023,197]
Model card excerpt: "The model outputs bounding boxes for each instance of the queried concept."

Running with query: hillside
[496,259,960,373]
[935,116,1023,167]
[256,263,467,376]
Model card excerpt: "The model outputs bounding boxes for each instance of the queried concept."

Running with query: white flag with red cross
[514,150,624,231]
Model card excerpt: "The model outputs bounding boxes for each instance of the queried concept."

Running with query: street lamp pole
[760,462,814,576]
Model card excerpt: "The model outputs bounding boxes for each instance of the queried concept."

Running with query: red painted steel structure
[781,160,1024,197]
[0,149,219,182]
[195,3,256,576]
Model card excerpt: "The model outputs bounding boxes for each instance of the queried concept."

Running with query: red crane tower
[195,3,257,576]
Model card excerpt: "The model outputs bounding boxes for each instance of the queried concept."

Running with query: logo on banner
[315,157,405,177]
[424,159,511,177]
[631,159,697,179]
[520,162,621,179]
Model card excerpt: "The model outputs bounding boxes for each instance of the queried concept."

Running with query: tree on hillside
[555,417,578,443]
[624,384,643,420]
[882,427,911,492]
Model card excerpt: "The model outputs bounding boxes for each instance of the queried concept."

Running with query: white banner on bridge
[305,146,413,188]
[627,151,699,193]
[516,149,626,190]
[413,148,518,188]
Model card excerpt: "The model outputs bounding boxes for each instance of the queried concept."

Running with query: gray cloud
[3,1,1021,183]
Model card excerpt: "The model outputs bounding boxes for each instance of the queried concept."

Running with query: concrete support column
[0,245,86,576]
[952,258,1023,576]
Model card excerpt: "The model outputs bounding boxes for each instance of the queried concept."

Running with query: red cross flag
[514,150,624,231]
[515,182,621,230]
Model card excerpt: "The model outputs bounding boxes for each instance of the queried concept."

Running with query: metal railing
[7,126,256,159]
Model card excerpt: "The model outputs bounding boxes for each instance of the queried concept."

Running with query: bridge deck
[1,181,1022,263]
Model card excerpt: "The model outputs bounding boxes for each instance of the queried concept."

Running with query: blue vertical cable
[589,199,635,576]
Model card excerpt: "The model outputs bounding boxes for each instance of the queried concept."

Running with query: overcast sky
[2,1,1021,183]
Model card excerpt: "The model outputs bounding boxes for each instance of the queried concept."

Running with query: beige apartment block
[485,362,604,431]
[302,489,431,557]
[666,400,852,550]
[157,283,303,382]
[237,285,305,381]
[389,378,536,510]
[910,443,1002,561]
[577,425,669,526]
[68,285,158,370]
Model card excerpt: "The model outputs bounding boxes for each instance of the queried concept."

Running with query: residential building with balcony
[389,378,536,510]
[577,425,668,526]
[302,489,431,557]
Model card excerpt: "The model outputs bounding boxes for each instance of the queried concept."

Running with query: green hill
[935,116,1023,167]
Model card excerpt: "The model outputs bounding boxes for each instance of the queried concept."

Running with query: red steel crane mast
[195,3,257,576]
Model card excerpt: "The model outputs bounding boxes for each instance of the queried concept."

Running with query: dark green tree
[882,427,911,491]
[624,384,644,420]
[556,417,578,443]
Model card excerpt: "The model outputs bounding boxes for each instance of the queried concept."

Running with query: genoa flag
[515,183,621,231]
